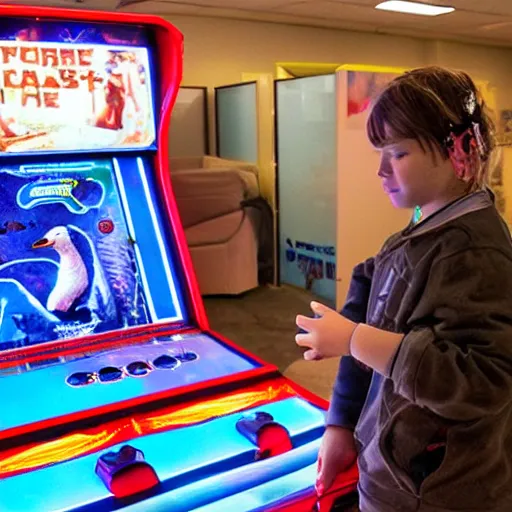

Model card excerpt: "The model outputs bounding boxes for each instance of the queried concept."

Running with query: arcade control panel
[0,331,358,511]
[0,333,260,433]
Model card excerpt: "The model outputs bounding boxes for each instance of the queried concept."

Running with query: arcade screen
[1,160,156,350]
[0,20,186,352]
[0,18,156,152]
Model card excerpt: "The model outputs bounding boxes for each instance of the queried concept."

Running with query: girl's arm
[326,258,374,429]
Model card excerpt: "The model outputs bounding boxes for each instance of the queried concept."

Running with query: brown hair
[367,66,496,189]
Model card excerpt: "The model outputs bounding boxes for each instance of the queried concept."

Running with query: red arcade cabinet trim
[0,325,196,370]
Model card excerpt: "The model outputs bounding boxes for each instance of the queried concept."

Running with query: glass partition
[275,75,337,303]
[215,82,258,163]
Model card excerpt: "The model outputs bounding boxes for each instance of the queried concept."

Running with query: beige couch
[169,156,263,296]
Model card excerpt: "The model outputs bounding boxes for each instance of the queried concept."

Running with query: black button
[66,372,96,387]
[153,354,179,370]
[126,361,152,377]
[175,351,198,363]
[98,366,124,383]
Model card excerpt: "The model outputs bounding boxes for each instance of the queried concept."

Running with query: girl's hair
[367,66,496,189]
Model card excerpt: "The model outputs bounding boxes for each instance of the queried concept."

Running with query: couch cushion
[172,169,245,228]
[169,156,260,199]
[188,213,258,295]
[203,156,259,197]
[185,210,244,246]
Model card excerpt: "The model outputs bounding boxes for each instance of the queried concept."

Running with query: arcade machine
[0,6,358,512]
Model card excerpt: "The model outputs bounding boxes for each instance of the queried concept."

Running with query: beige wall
[169,17,512,114]
[168,15,512,222]
[171,16,426,86]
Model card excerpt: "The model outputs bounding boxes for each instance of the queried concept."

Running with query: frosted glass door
[276,75,337,302]
[215,82,258,163]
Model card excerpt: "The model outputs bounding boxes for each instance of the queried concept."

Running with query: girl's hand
[316,426,357,496]
[295,302,357,361]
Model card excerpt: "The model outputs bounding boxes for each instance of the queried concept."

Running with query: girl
[296,66,512,511]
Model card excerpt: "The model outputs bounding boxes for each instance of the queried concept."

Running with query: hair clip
[443,92,487,184]
[464,91,477,117]
[471,121,487,160]
[444,116,486,159]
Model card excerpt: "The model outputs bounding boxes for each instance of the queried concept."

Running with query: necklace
[413,205,423,224]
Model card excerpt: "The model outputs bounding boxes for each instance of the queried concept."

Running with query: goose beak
[32,238,54,249]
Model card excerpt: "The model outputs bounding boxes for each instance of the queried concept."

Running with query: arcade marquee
[0,5,358,512]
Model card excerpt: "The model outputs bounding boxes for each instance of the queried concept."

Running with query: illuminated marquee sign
[0,42,156,152]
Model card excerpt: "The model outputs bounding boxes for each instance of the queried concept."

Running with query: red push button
[95,445,159,498]
[236,411,293,460]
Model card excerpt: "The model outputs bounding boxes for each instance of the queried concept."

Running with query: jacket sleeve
[326,258,374,429]
[388,247,512,422]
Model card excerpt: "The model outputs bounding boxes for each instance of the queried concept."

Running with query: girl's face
[376,135,465,215]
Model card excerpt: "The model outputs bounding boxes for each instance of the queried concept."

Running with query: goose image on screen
[32,226,89,313]
[0,224,119,348]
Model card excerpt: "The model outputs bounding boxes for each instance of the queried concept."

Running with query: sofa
[169,156,271,296]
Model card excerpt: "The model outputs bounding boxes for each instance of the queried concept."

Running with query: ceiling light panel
[375,1,454,16]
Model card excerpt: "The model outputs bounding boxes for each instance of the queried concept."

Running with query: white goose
[32,226,89,313]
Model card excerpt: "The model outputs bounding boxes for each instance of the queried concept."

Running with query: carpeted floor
[204,285,341,400]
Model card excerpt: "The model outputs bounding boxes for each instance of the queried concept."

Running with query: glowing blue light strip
[112,157,158,321]
[137,157,183,321]
[18,163,95,174]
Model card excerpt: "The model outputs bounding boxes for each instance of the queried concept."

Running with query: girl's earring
[413,205,423,224]
[446,129,475,183]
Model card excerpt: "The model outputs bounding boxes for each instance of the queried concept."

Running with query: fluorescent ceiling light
[375,1,455,16]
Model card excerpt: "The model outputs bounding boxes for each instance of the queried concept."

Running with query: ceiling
[5,0,512,47]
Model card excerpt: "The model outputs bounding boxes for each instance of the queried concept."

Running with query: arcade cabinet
[0,5,358,511]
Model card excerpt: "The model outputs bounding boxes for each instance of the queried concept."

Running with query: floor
[204,285,341,400]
